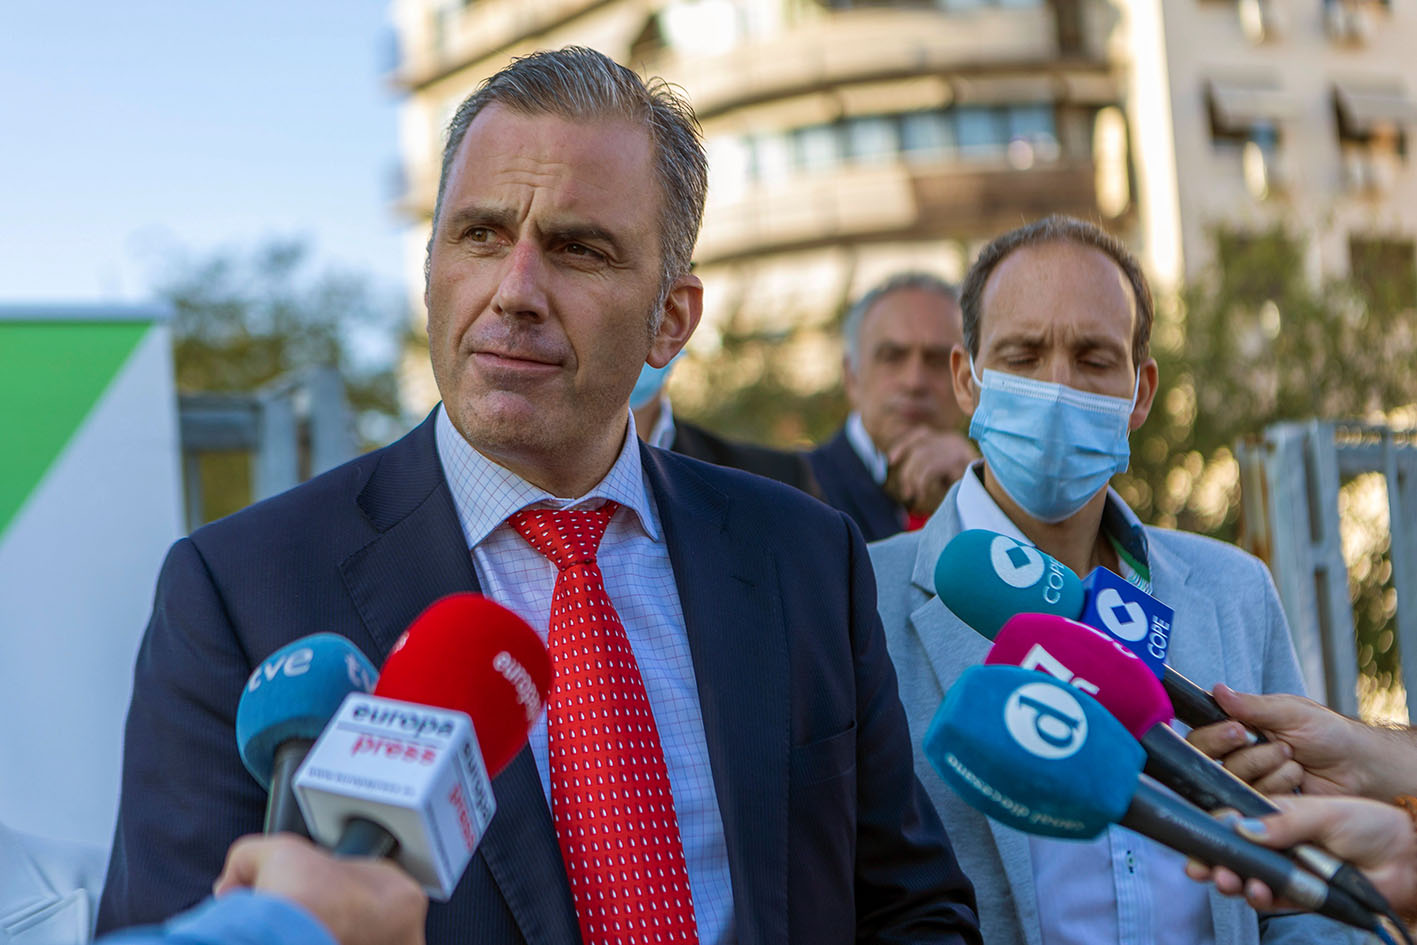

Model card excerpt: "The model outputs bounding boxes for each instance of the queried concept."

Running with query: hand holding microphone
[986,612,1392,918]
[923,664,1382,936]
[213,833,428,945]
[1184,796,1417,921]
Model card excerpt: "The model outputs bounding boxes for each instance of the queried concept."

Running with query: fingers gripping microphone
[294,594,551,898]
[934,529,1242,734]
[924,665,1380,935]
[985,613,1394,919]
[235,633,378,836]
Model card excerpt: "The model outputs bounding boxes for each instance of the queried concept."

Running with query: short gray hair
[843,272,959,368]
[960,215,1153,365]
[427,46,707,299]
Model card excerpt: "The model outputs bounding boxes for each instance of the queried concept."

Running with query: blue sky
[0,1,406,303]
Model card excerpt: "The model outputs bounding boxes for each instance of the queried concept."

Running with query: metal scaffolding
[1236,421,1417,719]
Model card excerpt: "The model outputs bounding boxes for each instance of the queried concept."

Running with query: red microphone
[295,594,551,898]
[376,593,551,777]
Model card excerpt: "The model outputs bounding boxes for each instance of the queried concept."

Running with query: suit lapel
[906,498,1047,945]
[643,446,790,945]
[338,411,577,943]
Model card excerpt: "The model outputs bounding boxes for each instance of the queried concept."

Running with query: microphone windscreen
[236,633,378,788]
[924,664,1143,838]
[374,593,551,778]
[934,529,1085,641]
[986,613,1174,737]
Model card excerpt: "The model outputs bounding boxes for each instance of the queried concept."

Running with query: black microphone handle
[1140,725,1393,917]
[333,816,400,859]
[1123,778,1378,934]
[264,738,315,838]
[1161,666,1266,745]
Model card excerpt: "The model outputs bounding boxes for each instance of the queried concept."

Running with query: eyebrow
[993,331,1127,355]
[541,222,626,258]
[440,205,627,258]
[440,205,517,234]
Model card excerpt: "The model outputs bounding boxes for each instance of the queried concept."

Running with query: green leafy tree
[155,239,407,521]
[1119,224,1417,692]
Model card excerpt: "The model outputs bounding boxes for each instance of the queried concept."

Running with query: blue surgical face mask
[630,355,681,409]
[968,359,1139,523]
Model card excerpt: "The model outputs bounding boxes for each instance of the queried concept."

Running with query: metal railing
[1236,421,1417,719]
[178,366,354,530]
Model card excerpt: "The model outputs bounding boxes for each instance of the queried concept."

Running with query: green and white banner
[0,305,183,852]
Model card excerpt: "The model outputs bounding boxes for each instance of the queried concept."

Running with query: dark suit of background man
[809,274,977,542]
[629,359,821,496]
[97,46,980,945]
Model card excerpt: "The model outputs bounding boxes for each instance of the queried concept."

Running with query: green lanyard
[1106,530,1153,595]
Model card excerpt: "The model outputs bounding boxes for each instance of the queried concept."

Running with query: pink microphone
[985,612,1172,738]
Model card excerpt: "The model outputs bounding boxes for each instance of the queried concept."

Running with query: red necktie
[508,502,699,945]
[906,512,930,531]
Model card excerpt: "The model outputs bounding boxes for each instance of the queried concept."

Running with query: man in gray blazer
[870,215,1365,945]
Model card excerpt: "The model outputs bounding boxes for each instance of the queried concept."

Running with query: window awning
[1208,80,1297,131]
[1334,81,1417,133]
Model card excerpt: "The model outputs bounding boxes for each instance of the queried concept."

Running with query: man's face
[425,105,701,489]
[951,239,1157,429]
[844,287,965,453]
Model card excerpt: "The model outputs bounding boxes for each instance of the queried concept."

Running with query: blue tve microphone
[934,529,1237,734]
[924,665,1380,935]
[236,633,378,836]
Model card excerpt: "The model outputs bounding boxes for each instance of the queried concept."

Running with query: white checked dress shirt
[434,406,735,945]
[955,463,1214,945]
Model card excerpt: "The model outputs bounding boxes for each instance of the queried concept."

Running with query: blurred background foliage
[158,238,409,522]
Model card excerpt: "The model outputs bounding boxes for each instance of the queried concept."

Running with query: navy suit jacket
[807,428,905,544]
[98,412,979,944]
[670,419,821,498]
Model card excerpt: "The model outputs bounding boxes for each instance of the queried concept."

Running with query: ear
[842,351,861,410]
[647,273,702,367]
[1129,357,1159,431]
[951,346,978,418]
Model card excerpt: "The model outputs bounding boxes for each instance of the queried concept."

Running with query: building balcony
[695,155,1100,265]
[650,6,1077,122]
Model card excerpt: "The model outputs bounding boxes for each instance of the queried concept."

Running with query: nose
[490,240,548,320]
[901,351,929,391]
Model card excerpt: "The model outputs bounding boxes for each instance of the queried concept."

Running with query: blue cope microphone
[236,633,378,836]
[924,665,1380,935]
[934,529,1242,734]
[1080,565,1172,677]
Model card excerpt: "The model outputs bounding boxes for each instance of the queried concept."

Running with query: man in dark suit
[809,274,976,542]
[630,360,820,495]
[97,47,979,945]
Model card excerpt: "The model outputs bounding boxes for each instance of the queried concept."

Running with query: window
[1333,82,1412,158]
[795,124,843,172]
[846,116,899,163]
[901,110,955,160]
[1207,80,1291,148]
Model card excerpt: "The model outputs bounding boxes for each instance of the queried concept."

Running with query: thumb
[1212,684,1313,735]
[1233,796,1332,851]
[213,834,267,897]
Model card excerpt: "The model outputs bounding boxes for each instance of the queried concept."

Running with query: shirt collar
[434,404,662,549]
[844,412,888,484]
[954,460,1150,577]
